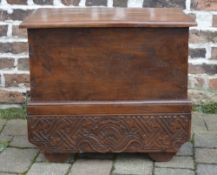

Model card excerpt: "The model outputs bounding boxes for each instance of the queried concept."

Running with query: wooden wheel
[44,152,71,163]
[148,152,176,162]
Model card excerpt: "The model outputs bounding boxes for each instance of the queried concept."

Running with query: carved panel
[28,113,191,153]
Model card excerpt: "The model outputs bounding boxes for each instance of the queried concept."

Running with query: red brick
[61,0,80,5]
[113,0,128,7]
[0,58,15,69]
[189,48,206,58]
[0,42,28,54]
[189,64,204,74]
[33,0,53,5]
[4,74,30,87]
[209,78,217,90]
[189,64,217,75]
[7,0,27,4]
[0,10,9,21]
[143,0,185,8]
[0,25,8,37]
[189,30,217,43]
[191,0,217,10]
[213,15,217,27]
[211,47,217,60]
[17,58,29,70]
[0,89,25,104]
[86,0,107,6]
[10,9,33,21]
[12,25,27,38]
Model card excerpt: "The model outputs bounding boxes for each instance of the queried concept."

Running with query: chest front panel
[28,27,188,101]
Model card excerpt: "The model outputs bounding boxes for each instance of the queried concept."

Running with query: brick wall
[0,0,217,104]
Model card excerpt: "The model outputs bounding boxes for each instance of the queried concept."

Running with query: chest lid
[20,7,196,29]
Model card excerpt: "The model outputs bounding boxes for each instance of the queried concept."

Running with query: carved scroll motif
[28,114,190,153]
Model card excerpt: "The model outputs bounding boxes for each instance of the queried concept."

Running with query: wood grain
[22,8,195,162]
[27,100,192,115]
[28,27,189,101]
[20,8,196,28]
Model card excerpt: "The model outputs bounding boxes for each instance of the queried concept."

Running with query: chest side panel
[28,27,189,101]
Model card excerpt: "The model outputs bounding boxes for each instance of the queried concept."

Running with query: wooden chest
[20,8,196,162]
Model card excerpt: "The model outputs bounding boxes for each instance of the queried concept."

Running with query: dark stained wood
[43,153,71,163]
[22,8,195,162]
[28,28,189,101]
[148,152,176,162]
[28,113,191,153]
[20,8,196,28]
[27,100,192,115]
